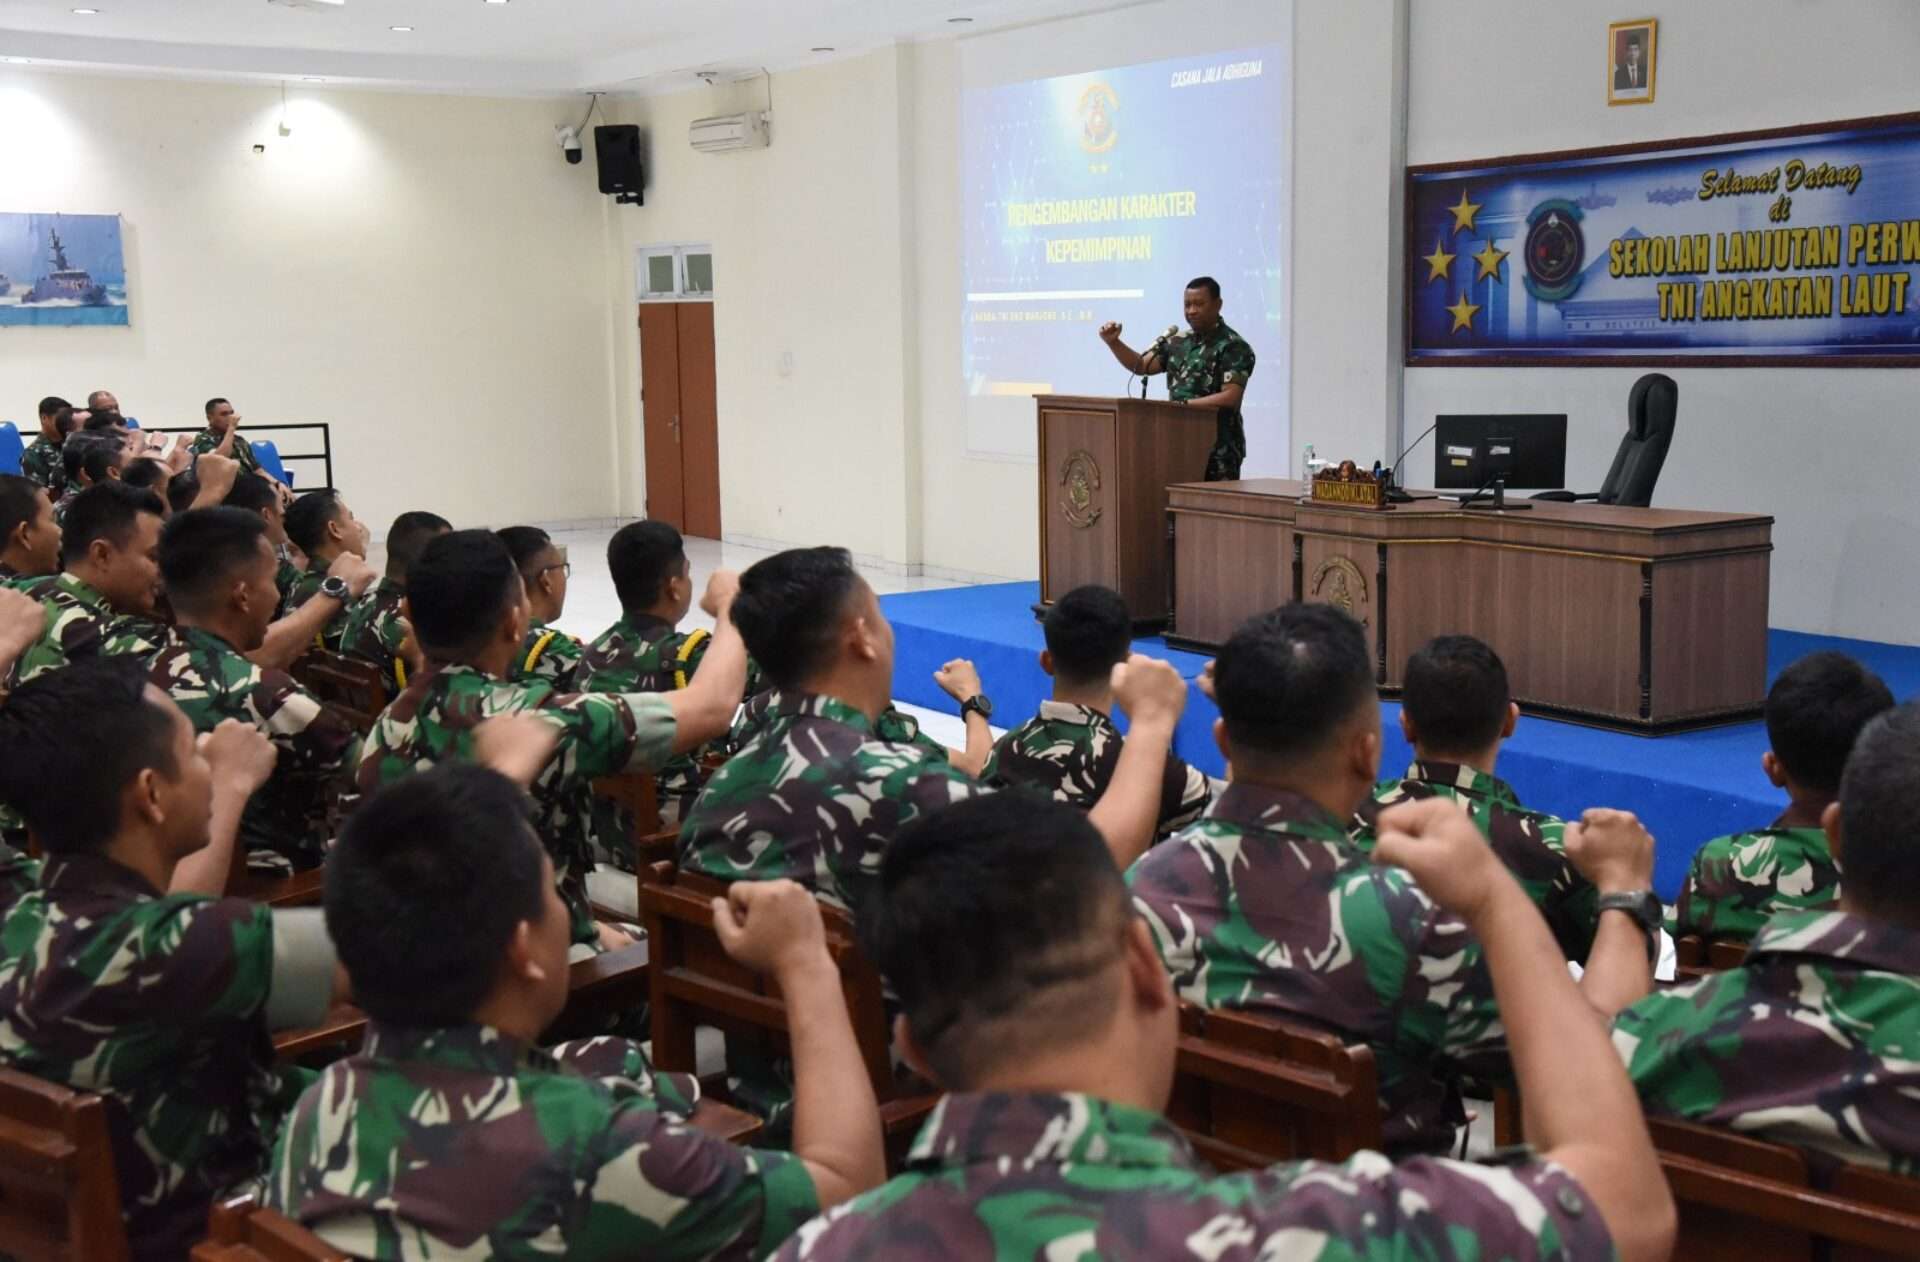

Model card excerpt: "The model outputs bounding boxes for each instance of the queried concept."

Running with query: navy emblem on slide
[1077,83,1119,153]
[1522,198,1586,302]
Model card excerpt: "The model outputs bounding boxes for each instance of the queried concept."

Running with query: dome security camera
[556,125,583,165]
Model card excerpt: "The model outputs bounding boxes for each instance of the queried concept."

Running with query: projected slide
[962,44,1288,464]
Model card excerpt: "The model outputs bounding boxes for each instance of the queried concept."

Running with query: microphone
[1385,419,1440,503]
[1140,326,1179,399]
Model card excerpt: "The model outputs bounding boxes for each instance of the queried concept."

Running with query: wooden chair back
[192,1196,347,1262]
[1165,1003,1382,1170]
[225,857,324,909]
[591,774,680,867]
[0,1068,128,1262]
[1649,1117,1920,1261]
[1673,934,1751,981]
[639,864,937,1166]
[299,652,388,734]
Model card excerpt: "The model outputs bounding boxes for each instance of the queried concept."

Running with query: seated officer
[339,509,450,691]
[0,660,339,1261]
[0,587,73,905]
[1673,651,1893,942]
[1618,700,1920,1172]
[21,395,71,494]
[282,489,371,648]
[984,583,1214,835]
[499,524,586,690]
[10,480,165,686]
[53,431,128,523]
[355,529,748,955]
[0,472,63,584]
[776,793,1674,1262]
[680,546,1188,916]
[223,471,299,598]
[150,508,362,874]
[270,763,884,1260]
[1128,603,1660,1154]
[1352,635,1598,959]
[188,396,278,485]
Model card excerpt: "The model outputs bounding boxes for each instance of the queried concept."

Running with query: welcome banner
[1406,113,1920,365]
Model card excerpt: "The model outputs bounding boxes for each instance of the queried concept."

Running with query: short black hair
[1836,701,1920,922]
[1402,635,1512,757]
[0,474,47,542]
[37,395,69,420]
[861,792,1131,1088]
[406,529,521,657]
[1766,652,1895,795]
[51,407,77,438]
[495,526,555,576]
[119,459,169,496]
[222,472,278,516]
[80,408,124,432]
[386,511,453,582]
[160,508,270,616]
[63,431,124,484]
[732,546,864,690]
[204,397,229,417]
[0,658,178,856]
[1186,276,1222,301]
[326,764,546,1027]
[1044,585,1131,685]
[283,489,343,556]
[60,481,163,569]
[1214,602,1376,759]
[166,470,200,516]
[608,520,687,612]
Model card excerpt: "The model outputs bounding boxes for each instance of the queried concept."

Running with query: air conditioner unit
[690,112,770,154]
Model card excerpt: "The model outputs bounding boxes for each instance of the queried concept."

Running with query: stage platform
[879,581,1920,900]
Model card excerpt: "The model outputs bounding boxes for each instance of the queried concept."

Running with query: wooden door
[676,303,721,540]
[639,304,684,530]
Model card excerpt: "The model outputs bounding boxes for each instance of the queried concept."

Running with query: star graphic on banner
[1448,189,1482,235]
[1471,239,1509,282]
[1422,238,1456,283]
[1446,292,1481,333]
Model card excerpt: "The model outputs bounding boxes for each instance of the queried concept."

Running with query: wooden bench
[193,1197,346,1262]
[1673,934,1750,982]
[639,864,938,1170]
[298,651,389,734]
[1649,1116,1920,1260]
[1165,1004,1382,1170]
[0,1068,128,1262]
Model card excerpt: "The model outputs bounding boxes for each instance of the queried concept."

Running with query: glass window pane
[646,254,676,294]
[684,252,714,294]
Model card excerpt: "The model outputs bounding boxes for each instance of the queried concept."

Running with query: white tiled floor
[539,530,988,747]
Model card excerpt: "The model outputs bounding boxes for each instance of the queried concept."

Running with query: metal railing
[145,422,335,493]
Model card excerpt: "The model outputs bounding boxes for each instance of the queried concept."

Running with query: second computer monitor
[1433,414,1568,492]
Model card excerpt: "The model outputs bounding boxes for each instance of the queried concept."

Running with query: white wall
[1406,0,1920,642]
[0,69,619,534]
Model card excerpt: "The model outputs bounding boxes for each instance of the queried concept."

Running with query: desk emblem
[1310,556,1370,625]
[1060,450,1103,529]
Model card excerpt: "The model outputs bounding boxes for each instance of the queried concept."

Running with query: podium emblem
[1310,556,1370,626]
[1060,450,1104,530]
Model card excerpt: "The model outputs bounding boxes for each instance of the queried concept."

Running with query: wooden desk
[1167,481,1772,732]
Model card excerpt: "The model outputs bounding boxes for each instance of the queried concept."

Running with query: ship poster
[0,212,129,328]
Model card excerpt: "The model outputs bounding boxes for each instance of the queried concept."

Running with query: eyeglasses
[537,561,572,579]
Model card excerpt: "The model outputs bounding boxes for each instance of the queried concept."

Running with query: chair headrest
[1627,372,1678,440]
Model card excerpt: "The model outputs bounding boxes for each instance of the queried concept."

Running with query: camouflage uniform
[731,688,946,767]
[10,572,120,685]
[679,690,983,916]
[515,620,587,692]
[1127,782,1509,1153]
[338,578,411,693]
[0,854,332,1261]
[582,614,713,813]
[269,1024,815,1261]
[188,428,264,476]
[19,435,65,495]
[1157,320,1256,481]
[150,626,361,872]
[285,569,350,652]
[50,484,80,526]
[354,665,677,947]
[1616,908,1920,1174]
[983,700,1214,836]
[1670,821,1838,942]
[0,844,39,909]
[1354,761,1599,960]
[773,1092,1611,1262]
[274,553,304,609]
[873,705,953,764]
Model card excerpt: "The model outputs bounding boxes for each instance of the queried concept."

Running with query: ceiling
[0,0,1147,96]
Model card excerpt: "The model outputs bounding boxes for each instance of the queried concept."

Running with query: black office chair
[1533,372,1676,508]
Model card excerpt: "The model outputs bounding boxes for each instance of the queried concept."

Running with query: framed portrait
[1608,19,1657,105]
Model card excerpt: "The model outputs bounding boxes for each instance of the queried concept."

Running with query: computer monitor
[1433,414,1568,494]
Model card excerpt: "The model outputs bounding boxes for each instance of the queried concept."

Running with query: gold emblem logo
[1310,556,1370,625]
[1077,83,1119,154]
[1060,450,1103,530]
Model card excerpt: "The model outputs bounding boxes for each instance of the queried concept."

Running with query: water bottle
[1301,443,1316,482]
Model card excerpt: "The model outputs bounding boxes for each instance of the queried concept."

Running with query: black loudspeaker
[594,124,644,204]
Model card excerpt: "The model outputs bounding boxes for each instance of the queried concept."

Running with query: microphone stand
[1385,420,1440,504]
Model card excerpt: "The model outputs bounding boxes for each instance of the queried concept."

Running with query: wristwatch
[960,694,994,722]
[1597,890,1664,962]
[318,575,351,603]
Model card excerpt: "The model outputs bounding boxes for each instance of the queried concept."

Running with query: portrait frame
[1607,18,1657,106]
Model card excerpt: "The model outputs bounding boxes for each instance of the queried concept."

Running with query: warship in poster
[23,229,108,306]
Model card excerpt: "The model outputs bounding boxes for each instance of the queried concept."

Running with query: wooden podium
[1036,395,1217,624]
